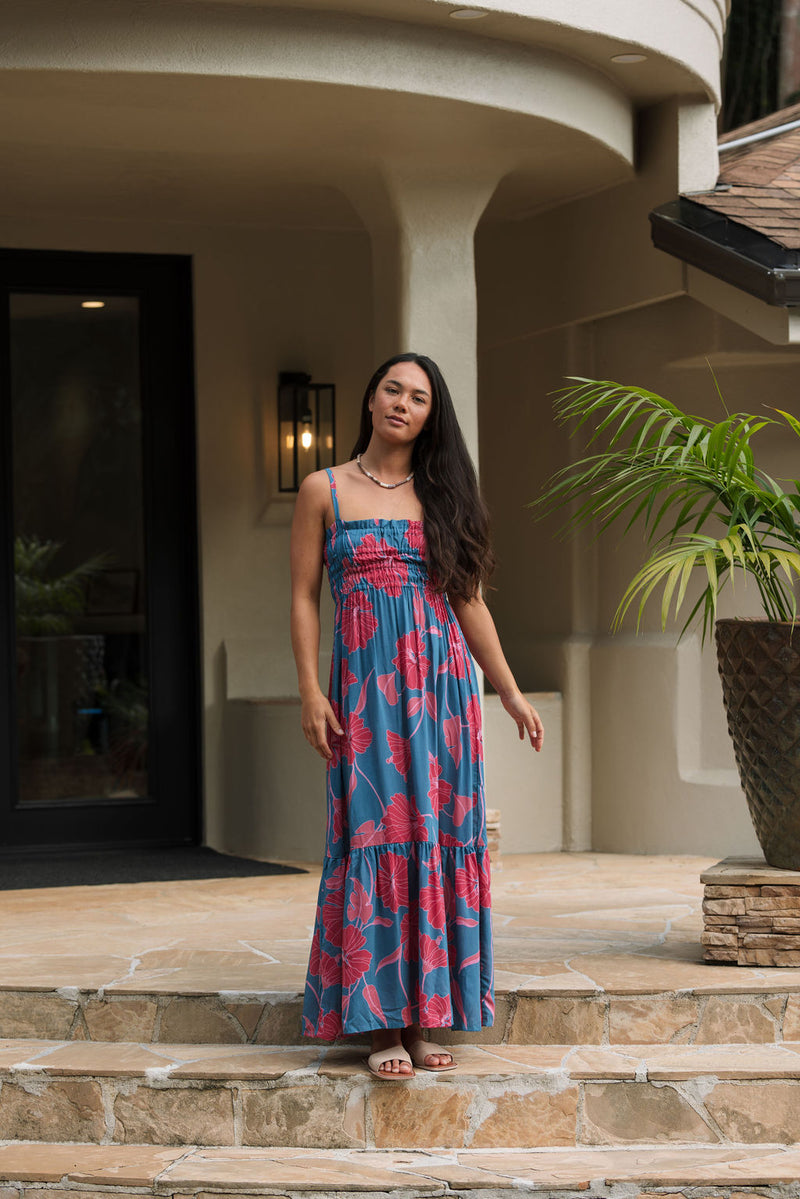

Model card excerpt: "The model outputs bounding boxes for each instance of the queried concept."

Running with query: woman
[290,353,542,1079]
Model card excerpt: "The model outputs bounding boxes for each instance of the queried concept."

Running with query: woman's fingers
[315,724,333,760]
[528,709,544,751]
[327,706,344,737]
[503,692,544,752]
[301,701,344,760]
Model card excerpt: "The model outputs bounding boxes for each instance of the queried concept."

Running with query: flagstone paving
[3,854,800,1196]
[2,854,800,1048]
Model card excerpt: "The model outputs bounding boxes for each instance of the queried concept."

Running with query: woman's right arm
[290,473,343,760]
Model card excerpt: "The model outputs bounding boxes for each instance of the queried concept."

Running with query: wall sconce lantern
[278,371,336,493]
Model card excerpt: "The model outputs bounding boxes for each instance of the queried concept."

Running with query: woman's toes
[425,1052,452,1068]
[377,1054,411,1075]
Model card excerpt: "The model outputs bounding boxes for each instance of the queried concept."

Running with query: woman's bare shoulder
[331,459,358,478]
[295,470,332,516]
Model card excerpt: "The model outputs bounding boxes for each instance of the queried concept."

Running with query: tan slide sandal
[364,1045,415,1080]
[405,1038,458,1072]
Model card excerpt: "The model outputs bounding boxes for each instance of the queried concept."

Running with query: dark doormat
[0,847,305,890]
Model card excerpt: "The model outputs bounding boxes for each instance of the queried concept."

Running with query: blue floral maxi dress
[302,469,494,1038]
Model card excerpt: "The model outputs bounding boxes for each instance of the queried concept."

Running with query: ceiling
[0,70,633,229]
[161,0,721,105]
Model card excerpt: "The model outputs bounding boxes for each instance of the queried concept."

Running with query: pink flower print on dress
[449,791,473,829]
[384,792,428,843]
[427,753,453,816]
[392,630,430,690]
[376,850,410,913]
[419,932,448,974]
[308,928,321,977]
[319,949,341,990]
[425,583,449,624]
[341,591,377,651]
[342,925,372,987]
[325,858,346,893]
[442,716,462,766]
[478,850,492,909]
[350,819,384,848]
[401,908,419,962]
[362,983,387,1027]
[347,878,374,925]
[404,522,425,555]
[465,694,483,760]
[322,886,344,948]
[385,730,411,777]
[315,1009,342,1040]
[448,630,470,680]
[421,991,453,1027]
[377,672,399,704]
[408,693,436,720]
[454,858,480,912]
[342,712,372,765]
[353,535,408,597]
[329,792,345,845]
[418,881,446,930]
[341,659,358,690]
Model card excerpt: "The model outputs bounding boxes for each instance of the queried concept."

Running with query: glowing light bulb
[81,300,105,309]
[301,428,313,450]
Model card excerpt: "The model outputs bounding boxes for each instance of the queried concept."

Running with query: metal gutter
[649,198,800,307]
[719,116,800,153]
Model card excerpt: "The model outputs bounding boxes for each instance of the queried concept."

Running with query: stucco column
[352,164,500,467]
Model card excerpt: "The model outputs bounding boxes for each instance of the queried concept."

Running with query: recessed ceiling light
[449,8,489,18]
[611,52,647,64]
[81,300,105,309]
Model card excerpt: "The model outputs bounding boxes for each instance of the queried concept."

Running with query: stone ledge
[701,857,800,886]
[3,1141,800,1194]
[702,858,800,966]
[5,1040,800,1149]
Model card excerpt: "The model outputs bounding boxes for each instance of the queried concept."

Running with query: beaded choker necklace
[356,453,414,489]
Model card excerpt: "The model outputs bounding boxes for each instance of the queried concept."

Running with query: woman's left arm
[450,593,543,751]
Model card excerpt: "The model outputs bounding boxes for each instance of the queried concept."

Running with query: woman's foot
[402,1023,456,1070]
[368,1028,414,1077]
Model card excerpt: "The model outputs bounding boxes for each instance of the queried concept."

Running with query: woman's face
[368,361,432,444]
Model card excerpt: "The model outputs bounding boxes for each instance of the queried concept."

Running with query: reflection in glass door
[0,249,199,850]
[11,294,149,805]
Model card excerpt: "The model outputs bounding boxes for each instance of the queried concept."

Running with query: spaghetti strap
[326,467,341,523]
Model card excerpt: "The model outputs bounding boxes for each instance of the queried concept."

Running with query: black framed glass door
[0,249,200,850]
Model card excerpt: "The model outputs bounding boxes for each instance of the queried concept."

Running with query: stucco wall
[479,251,798,856]
[0,0,732,857]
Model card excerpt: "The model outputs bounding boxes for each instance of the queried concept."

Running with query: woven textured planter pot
[716,619,800,870]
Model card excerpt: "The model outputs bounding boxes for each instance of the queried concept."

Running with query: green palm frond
[14,535,112,636]
[531,378,800,640]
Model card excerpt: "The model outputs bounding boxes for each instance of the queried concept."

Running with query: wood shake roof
[689,103,800,251]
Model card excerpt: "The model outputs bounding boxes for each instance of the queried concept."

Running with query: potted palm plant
[532,378,800,870]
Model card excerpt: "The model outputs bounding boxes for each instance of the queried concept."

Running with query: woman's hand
[499,688,544,751]
[301,689,344,761]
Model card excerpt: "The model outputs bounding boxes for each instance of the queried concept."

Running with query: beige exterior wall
[0,0,749,859]
[478,202,799,857]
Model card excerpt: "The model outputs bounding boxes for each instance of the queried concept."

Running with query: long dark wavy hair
[350,353,494,600]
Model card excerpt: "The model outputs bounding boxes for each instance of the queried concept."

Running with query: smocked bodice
[325,518,429,599]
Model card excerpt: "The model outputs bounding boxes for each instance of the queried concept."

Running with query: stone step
[4,1038,800,1149]
[4,982,800,1046]
[2,1140,800,1196]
